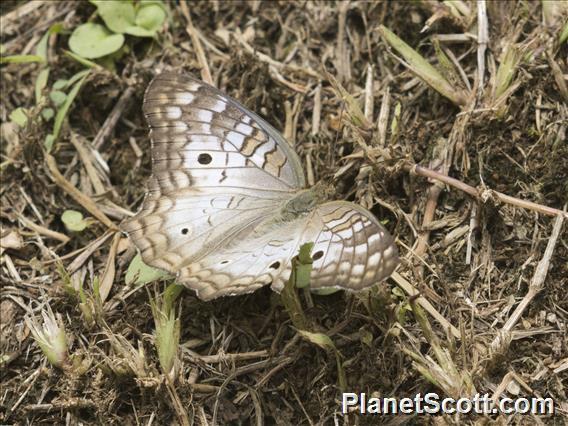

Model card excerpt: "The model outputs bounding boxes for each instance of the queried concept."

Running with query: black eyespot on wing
[220,260,229,265]
[181,228,189,235]
[198,153,212,165]
[313,250,324,260]
[269,261,281,270]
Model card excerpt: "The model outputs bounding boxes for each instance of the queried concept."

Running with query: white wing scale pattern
[122,73,398,300]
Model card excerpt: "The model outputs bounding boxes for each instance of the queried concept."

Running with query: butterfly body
[122,73,398,300]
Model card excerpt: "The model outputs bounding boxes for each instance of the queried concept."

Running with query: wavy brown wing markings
[142,72,305,190]
[175,223,305,300]
[146,199,398,300]
[178,201,398,300]
[122,190,280,273]
[305,201,398,291]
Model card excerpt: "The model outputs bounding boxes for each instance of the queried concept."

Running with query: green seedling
[61,210,92,232]
[69,1,167,60]
[25,304,68,369]
[150,284,182,380]
[280,242,314,330]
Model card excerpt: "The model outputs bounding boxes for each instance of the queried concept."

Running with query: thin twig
[234,30,321,79]
[410,164,568,218]
[376,84,390,147]
[501,213,564,333]
[414,139,449,259]
[69,132,105,195]
[364,64,374,121]
[18,215,70,243]
[336,1,351,83]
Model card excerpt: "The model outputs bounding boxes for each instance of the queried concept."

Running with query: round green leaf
[49,90,67,107]
[61,210,89,232]
[136,3,166,32]
[41,108,54,121]
[94,0,136,33]
[69,23,124,59]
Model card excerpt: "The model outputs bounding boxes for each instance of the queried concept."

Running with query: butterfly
[121,73,398,300]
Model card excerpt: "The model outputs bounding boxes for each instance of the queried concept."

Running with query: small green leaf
[53,79,68,90]
[49,90,67,107]
[0,55,45,64]
[298,330,335,351]
[61,210,90,232]
[35,68,50,104]
[48,22,65,35]
[67,70,91,87]
[123,25,155,37]
[41,108,54,121]
[298,242,314,264]
[69,23,124,59]
[135,2,166,32]
[295,264,313,288]
[560,21,568,45]
[150,285,181,377]
[35,31,50,61]
[125,253,170,285]
[378,25,468,107]
[9,108,28,127]
[93,0,136,34]
[295,242,313,288]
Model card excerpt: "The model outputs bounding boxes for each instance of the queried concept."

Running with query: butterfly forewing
[122,73,304,271]
[143,73,305,192]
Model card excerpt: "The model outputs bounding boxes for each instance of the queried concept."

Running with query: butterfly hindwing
[171,201,398,301]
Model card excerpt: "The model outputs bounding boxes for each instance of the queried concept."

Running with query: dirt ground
[1,1,567,424]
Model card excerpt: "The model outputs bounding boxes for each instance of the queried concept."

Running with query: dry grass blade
[17,214,70,243]
[180,1,213,86]
[98,232,120,304]
[391,272,461,339]
[45,154,117,230]
[378,25,469,107]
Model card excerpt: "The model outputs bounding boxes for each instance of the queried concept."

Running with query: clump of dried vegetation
[1,1,567,424]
